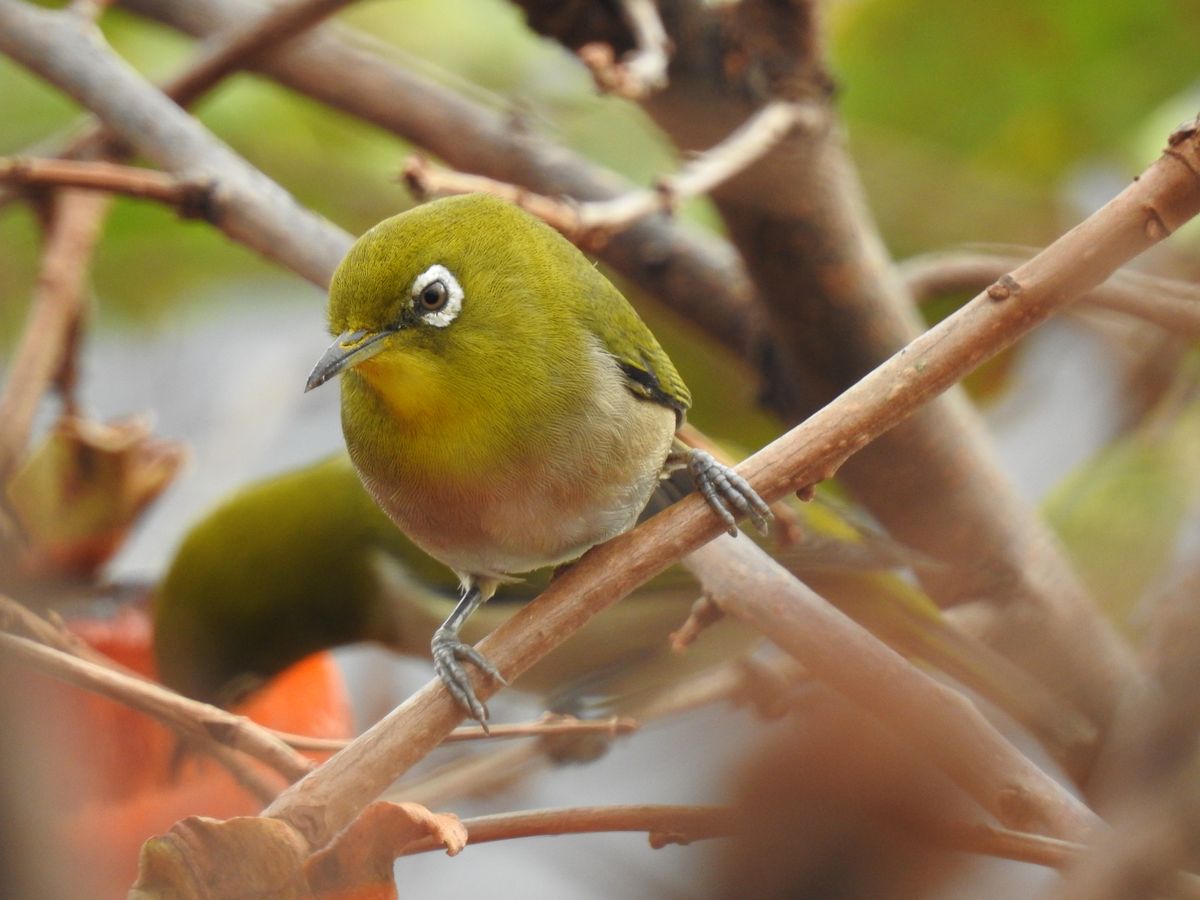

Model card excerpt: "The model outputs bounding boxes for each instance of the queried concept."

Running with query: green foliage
[1045,389,1200,625]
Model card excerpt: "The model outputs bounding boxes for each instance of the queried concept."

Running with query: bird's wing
[582,281,691,421]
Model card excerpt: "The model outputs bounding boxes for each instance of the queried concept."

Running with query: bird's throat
[354,351,453,424]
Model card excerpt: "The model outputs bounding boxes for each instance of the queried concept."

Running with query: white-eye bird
[304,194,770,721]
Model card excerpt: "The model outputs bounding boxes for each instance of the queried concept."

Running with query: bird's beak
[304,329,392,392]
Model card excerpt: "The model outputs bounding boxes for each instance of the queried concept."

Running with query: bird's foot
[432,626,507,724]
[688,448,772,537]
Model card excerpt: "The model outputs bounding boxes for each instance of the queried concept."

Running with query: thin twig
[0,157,212,213]
[405,100,814,246]
[272,714,636,753]
[162,0,358,109]
[902,249,1200,339]
[578,0,671,99]
[0,190,108,484]
[0,630,314,784]
[397,804,735,856]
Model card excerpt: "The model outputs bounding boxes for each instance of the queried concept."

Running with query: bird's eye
[410,264,464,328]
[419,280,448,311]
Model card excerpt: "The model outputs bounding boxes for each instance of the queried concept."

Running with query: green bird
[303,194,769,721]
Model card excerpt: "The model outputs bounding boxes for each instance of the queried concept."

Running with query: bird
[303,193,771,722]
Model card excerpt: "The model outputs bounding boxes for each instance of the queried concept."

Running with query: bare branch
[397,804,734,856]
[579,0,672,99]
[162,0,358,109]
[0,157,213,213]
[0,190,108,484]
[0,625,314,784]
[902,249,1200,339]
[406,99,815,247]
[120,0,770,375]
[0,0,350,288]
[272,714,636,753]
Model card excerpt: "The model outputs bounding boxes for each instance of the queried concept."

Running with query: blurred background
[3,0,1200,897]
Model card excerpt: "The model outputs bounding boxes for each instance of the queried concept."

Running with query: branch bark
[902,248,1200,338]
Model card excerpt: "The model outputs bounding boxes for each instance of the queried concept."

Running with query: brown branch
[388,742,551,811]
[579,0,672,99]
[272,714,636,753]
[902,249,1200,339]
[397,804,734,856]
[262,118,1200,852]
[0,190,108,485]
[405,99,814,248]
[160,0,358,109]
[0,628,314,785]
[0,157,212,212]
[0,0,350,288]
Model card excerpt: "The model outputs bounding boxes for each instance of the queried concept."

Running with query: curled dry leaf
[305,801,467,897]
[130,815,310,900]
[129,803,464,899]
[1,414,186,583]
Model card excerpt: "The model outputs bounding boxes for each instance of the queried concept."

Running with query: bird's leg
[431,583,507,724]
[670,444,772,537]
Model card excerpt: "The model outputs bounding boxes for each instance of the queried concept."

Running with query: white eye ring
[411,264,463,328]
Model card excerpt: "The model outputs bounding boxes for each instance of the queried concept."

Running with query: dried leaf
[305,802,467,898]
[2,414,186,582]
[129,815,309,900]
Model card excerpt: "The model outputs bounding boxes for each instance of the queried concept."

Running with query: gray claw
[432,627,505,723]
[688,449,772,536]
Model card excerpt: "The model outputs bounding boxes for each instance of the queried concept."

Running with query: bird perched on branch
[304,194,770,722]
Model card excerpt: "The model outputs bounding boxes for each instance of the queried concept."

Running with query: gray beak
[304,329,392,392]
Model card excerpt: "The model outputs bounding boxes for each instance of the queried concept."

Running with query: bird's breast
[344,344,676,580]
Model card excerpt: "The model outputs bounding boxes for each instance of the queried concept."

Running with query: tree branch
[0,157,214,213]
[118,0,775,379]
[397,804,734,856]
[405,98,819,248]
[902,248,1200,339]
[0,624,314,785]
[0,190,108,485]
[560,0,1143,749]
[0,0,349,288]
[578,0,672,99]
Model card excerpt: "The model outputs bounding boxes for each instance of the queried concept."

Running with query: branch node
[986,274,1021,302]
[178,176,219,222]
[669,595,725,652]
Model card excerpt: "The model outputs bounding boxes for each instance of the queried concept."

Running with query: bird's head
[305,193,573,401]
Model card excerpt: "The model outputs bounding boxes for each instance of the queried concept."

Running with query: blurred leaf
[2,415,187,582]
[1044,388,1200,624]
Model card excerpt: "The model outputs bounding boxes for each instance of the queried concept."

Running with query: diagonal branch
[0,0,350,288]
[405,98,820,247]
[902,248,1200,338]
[0,626,314,785]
